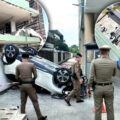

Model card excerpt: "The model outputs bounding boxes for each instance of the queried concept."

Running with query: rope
[0,82,19,87]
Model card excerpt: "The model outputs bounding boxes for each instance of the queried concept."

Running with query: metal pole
[78,2,81,51]
[85,46,87,78]
[72,2,82,51]
[79,0,84,52]
[25,29,27,42]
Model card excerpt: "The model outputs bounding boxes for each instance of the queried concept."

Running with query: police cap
[100,45,111,50]
[76,53,82,57]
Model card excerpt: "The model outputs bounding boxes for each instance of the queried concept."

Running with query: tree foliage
[54,39,69,51]
[69,45,79,53]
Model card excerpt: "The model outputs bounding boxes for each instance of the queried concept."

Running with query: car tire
[3,44,19,64]
[25,47,38,56]
[54,68,71,85]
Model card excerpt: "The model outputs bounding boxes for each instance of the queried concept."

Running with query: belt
[22,81,33,84]
[95,82,112,86]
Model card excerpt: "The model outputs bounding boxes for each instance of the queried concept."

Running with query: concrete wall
[54,51,59,64]
[79,31,85,72]
[54,51,71,64]
[84,13,94,62]
[38,48,72,64]
[80,13,95,74]
[84,13,94,44]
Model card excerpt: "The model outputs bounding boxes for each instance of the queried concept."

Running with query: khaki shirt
[72,61,81,80]
[88,56,117,89]
[15,62,37,81]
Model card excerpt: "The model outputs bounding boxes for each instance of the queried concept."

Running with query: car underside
[0,44,88,98]
[1,44,73,95]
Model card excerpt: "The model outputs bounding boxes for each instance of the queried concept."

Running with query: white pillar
[54,50,58,64]
[84,13,94,44]
[61,51,63,62]
[84,13,94,61]
[11,20,16,33]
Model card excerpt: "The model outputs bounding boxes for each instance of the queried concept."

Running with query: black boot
[42,116,47,120]
[65,98,71,106]
[38,116,47,120]
[76,99,84,103]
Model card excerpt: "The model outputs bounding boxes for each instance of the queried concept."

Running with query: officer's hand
[32,79,35,84]
[87,89,91,97]
[18,78,22,85]
[79,79,83,84]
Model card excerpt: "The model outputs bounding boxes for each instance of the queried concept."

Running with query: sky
[42,8,49,37]
[39,0,79,47]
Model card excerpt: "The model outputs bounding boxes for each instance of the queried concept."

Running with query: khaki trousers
[67,78,81,101]
[20,84,42,119]
[94,85,114,120]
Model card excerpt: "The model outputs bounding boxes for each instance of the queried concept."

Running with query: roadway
[0,57,120,120]
[0,78,120,120]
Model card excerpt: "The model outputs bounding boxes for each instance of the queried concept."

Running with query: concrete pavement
[0,58,120,120]
[0,83,120,120]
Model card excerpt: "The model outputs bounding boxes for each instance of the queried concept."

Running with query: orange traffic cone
[101,103,106,113]
[93,103,106,113]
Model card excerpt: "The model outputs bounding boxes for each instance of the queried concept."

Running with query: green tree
[69,45,79,53]
[54,39,69,51]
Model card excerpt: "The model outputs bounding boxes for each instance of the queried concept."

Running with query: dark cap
[76,53,82,57]
[22,52,29,59]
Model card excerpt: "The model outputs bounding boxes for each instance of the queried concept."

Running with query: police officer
[87,45,117,120]
[15,53,47,120]
[65,53,84,106]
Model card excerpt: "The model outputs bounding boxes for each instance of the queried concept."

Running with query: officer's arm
[113,67,117,76]
[71,63,75,74]
[32,64,37,80]
[113,61,117,76]
[88,60,95,89]
[15,66,19,80]
[74,63,81,80]
[80,68,83,77]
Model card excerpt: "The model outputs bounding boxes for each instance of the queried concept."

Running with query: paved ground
[0,83,120,120]
[0,58,120,120]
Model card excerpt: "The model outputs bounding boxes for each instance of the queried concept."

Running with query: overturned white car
[1,44,72,95]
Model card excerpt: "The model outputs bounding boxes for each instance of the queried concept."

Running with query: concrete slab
[0,106,27,120]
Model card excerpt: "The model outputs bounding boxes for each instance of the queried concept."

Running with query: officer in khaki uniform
[65,53,84,106]
[87,45,117,120]
[15,53,47,120]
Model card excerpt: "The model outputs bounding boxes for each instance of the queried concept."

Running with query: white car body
[0,58,11,92]
[1,55,67,94]
[1,45,71,94]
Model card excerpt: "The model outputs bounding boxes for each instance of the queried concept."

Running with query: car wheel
[25,47,38,56]
[54,68,71,85]
[3,44,19,64]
